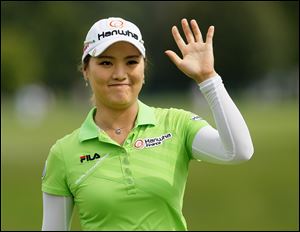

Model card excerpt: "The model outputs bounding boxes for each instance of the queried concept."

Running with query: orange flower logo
[134,139,145,149]
[109,19,124,28]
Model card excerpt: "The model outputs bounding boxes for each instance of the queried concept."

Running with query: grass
[1,95,299,230]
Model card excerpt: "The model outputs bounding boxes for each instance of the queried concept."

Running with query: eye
[99,61,112,66]
[127,60,139,65]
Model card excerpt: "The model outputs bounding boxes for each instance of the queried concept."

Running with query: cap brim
[87,37,145,59]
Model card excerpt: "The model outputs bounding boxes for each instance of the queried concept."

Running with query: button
[122,157,130,165]
[127,188,137,195]
[126,177,134,185]
[120,151,127,156]
[125,168,132,176]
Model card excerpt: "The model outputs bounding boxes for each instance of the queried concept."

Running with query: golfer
[41,17,254,231]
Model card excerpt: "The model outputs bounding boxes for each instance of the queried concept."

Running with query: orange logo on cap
[109,20,124,28]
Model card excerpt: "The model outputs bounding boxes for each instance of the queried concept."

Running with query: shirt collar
[78,100,156,142]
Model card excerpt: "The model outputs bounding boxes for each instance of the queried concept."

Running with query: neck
[94,101,139,131]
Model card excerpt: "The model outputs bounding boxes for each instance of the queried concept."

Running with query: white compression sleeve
[192,75,254,164]
[42,192,74,231]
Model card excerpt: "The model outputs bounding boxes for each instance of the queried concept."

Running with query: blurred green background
[1,1,299,231]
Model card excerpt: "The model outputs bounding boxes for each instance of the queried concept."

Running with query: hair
[77,55,91,73]
[77,54,150,106]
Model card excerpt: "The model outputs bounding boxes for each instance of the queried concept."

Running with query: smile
[108,84,130,87]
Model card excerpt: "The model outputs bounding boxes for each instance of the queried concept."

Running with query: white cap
[82,17,145,62]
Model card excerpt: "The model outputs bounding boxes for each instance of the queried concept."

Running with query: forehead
[100,41,141,57]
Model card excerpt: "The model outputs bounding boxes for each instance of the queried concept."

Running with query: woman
[42,17,254,231]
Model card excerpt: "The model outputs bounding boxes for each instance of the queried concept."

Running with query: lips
[108,83,130,87]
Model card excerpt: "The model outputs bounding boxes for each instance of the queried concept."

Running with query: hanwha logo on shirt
[134,133,172,149]
[109,19,124,28]
[134,139,145,149]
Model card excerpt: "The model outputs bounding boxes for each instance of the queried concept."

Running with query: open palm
[165,19,217,83]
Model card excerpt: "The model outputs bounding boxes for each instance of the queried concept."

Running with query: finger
[171,26,186,53]
[165,50,182,67]
[190,19,203,43]
[181,18,195,43]
[205,25,215,44]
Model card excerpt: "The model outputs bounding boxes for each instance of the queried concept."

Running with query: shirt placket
[120,133,136,195]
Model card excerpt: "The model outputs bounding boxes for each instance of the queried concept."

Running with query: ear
[82,68,89,82]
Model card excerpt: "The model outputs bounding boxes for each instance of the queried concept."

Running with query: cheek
[89,70,107,85]
[133,65,145,83]
[133,75,144,88]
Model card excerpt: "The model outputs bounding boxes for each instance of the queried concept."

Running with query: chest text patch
[134,133,172,149]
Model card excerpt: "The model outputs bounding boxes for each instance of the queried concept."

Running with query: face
[84,41,145,110]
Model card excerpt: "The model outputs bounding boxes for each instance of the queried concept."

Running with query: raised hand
[165,18,218,83]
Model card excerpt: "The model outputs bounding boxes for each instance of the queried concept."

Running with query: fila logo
[80,153,101,163]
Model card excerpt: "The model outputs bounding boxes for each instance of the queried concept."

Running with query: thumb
[165,50,182,67]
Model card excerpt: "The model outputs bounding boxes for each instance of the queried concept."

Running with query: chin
[97,93,137,109]
[110,98,133,109]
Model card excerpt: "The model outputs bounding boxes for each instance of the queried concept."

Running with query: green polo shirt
[42,100,209,231]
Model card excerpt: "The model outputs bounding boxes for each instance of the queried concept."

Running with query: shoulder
[151,106,203,133]
[49,128,81,157]
[57,128,81,145]
[151,105,208,135]
[153,106,196,121]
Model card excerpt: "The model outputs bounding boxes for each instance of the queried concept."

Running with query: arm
[42,192,74,231]
[192,75,254,164]
[165,18,253,164]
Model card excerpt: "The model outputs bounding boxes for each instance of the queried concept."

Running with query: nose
[112,64,127,81]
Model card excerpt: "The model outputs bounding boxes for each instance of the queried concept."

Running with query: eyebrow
[96,55,141,59]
